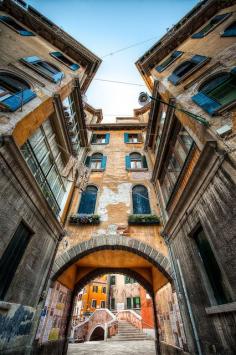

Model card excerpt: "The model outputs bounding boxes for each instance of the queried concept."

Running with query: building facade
[136,0,236,353]
[0,1,101,354]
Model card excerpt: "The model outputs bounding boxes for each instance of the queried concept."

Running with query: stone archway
[89,325,105,341]
[51,234,173,284]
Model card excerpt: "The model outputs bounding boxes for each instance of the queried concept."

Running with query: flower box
[128,214,160,225]
[69,214,100,225]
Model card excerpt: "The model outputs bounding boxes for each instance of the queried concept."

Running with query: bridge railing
[116,309,143,330]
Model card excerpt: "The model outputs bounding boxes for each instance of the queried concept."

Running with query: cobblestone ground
[67,340,156,354]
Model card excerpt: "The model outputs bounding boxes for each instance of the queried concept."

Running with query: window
[101,301,106,308]
[85,153,107,170]
[91,133,110,144]
[0,15,34,36]
[124,133,142,143]
[91,300,97,308]
[0,72,36,112]
[193,227,229,305]
[192,70,236,115]
[63,95,81,155]
[133,297,141,309]
[160,126,193,204]
[21,56,64,83]
[21,120,67,216]
[127,297,132,309]
[92,285,98,293]
[168,55,209,85]
[132,185,151,215]
[125,276,135,284]
[156,51,183,72]
[192,13,231,38]
[102,287,106,293]
[50,52,80,71]
[125,153,148,170]
[78,185,98,214]
[0,222,32,300]
[111,298,115,309]
[221,21,236,37]
[110,275,116,285]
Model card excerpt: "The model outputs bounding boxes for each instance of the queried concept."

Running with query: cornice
[1,0,102,92]
[84,103,103,123]
[87,123,147,131]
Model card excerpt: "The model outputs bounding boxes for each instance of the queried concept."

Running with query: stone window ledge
[205,301,236,315]
[127,168,148,172]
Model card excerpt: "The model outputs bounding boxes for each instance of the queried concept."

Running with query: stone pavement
[67,340,156,354]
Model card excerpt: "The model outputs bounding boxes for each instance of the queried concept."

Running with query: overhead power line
[101,36,159,58]
[94,78,145,86]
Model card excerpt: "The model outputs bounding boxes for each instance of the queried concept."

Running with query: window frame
[77,185,98,215]
[124,132,142,144]
[168,55,210,86]
[156,51,183,73]
[101,300,106,308]
[20,56,64,83]
[132,184,151,215]
[91,133,110,145]
[50,51,80,71]
[125,153,148,171]
[192,69,236,116]
[221,20,236,37]
[191,13,231,39]
[91,299,97,308]
[0,15,35,36]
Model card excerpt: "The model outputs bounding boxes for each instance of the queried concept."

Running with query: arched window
[78,185,98,214]
[21,56,64,83]
[192,71,236,115]
[222,21,236,37]
[91,153,103,169]
[0,72,36,111]
[132,185,151,215]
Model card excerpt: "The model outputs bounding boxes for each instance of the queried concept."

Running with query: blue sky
[27,0,198,122]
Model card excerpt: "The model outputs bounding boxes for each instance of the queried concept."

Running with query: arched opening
[0,72,36,111]
[130,152,142,169]
[90,153,103,169]
[34,236,187,354]
[89,326,104,341]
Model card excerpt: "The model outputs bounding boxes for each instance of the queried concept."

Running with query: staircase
[109,320,152,341]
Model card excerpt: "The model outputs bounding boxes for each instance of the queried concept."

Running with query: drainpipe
[176,259,203,355]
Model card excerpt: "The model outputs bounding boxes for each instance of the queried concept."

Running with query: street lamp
[138,92,209,126]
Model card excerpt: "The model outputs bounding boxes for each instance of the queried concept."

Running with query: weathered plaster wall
[59,129,167,258]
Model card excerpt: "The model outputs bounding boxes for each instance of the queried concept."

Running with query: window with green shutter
[192,13,231,38]
[127,297,132,309]
[124,133,142,143]
[78,185,98,214]
[192,70,236,115]
[110,275,116,285]
[133,297,140,309]
[0,222,32,300]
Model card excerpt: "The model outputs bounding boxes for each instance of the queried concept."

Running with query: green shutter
[101,156,107,170]
[142,155,148,169]
[85,156,91,167]
[124,133,129,143]
[125,156,131,169]
[105,133,110,144]
[91,134,97,144]
[127,297,132,309]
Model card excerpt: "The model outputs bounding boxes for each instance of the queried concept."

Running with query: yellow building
[81,275,108,316]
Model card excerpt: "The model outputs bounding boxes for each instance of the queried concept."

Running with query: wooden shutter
[222,21,236,37]
[127,297,132,309]
[142,155,148,169]
[105,133,110,144]
[124,133,129,143]
[191,55,208,65]
[101,156,107,170]
[156,51,183,72]
[91,134,97,144]
[125,155,131,169]
[0,89,36,112]
[192,92,220,115]
[84,156,91,167]
[0,222,31,300]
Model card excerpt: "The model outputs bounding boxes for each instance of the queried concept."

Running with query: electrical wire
[101,36,159,58]
[94,78,145,87]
